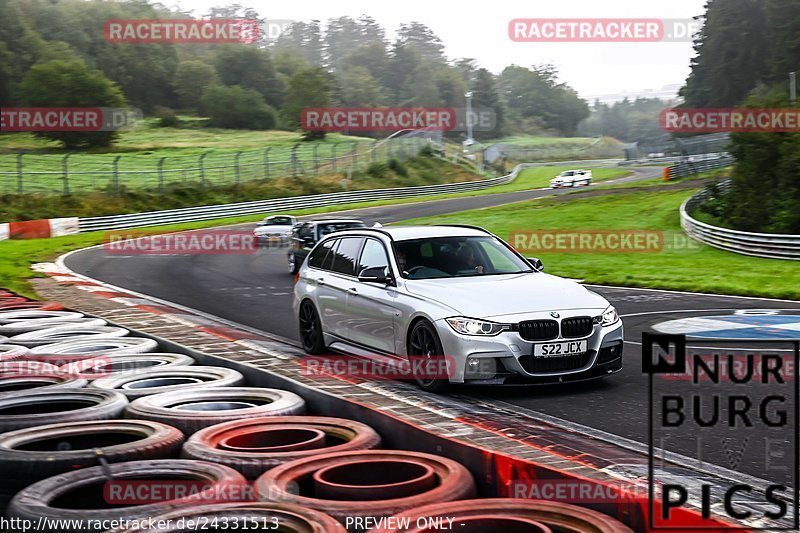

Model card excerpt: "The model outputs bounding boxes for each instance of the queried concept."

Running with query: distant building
[582,84,682,104]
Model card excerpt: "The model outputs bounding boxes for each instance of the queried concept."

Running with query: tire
[0,420,183,515]
[0,388,128,432]
[288,252,299,274]
[6,459,248,533]
[30,337,159,367]
[254,450,476,524]
[125,387,306,435]
[105,503,345,533]
[0,310,84,324]
[8,325,129,348]
[0,344,29,361]
[182,416,380,479]
[0,366,87,396]
[90,366,245,399]
[368,499,635,533]
[298,300,325,354]
[407,320,450,393]
[60,353,195,380]
[0,317,106,336]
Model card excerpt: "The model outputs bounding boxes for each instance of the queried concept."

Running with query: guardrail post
[61,154,71,195]
[313,145,319,174]
[16,153,24,195]
[112,155,121,195]
[351,142,358,168]
[663,167,671,181]
[263,148,270,179]
[199,153,207,187]
[234,151,242,185]
[332,143,338,172]
[158,157,166,191]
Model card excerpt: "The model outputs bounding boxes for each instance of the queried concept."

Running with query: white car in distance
[550,169,593,188]
[253,215,297,246]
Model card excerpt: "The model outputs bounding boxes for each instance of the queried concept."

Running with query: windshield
[394,236,532,279]
[264,216,294,226]
[317,222,366,236]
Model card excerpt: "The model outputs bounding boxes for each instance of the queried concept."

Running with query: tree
[214,46,284,108]
[174,61,218,111]
[281,67,332,139]
[470,68,506,139]
[680,0,768,107]
[337,66,385,106]
[324,16,386,71]
[273,20,323,65]
[20,57,127,148]
[397,22,445,62]
[201,85,276,130]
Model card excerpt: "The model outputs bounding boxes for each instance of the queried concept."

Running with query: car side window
[330,237,364,276]
[308,239,336,270]
[358,238,390,275]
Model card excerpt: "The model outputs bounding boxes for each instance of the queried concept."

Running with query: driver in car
[457,246,484,274]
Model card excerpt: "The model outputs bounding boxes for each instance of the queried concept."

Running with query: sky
[170,0,709,100]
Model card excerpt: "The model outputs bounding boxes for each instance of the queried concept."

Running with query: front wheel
[408,320,450,393]
[298,300,325,354]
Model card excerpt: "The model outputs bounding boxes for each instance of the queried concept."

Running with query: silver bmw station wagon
[292,225,623,392]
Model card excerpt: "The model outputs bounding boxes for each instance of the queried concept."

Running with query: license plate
[534,340,588,357]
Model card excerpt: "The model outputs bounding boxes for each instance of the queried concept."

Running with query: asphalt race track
[65,166,800,483]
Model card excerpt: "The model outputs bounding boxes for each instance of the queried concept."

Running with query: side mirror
[358,267,394,285]
[527,257,544,271]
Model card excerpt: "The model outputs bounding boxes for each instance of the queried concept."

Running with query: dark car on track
[287,219,366,274]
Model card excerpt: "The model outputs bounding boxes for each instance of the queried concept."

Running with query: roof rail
[437,224,492,234]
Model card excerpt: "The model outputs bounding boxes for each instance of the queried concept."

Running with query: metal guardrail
[681,180,800,260]
[78,169,519,232]
[77,159,628,233]
[668,154,734,178]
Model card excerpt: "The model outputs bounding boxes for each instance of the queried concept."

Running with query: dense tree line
[681,0,800,233]
[577,98,675,145]
[680,0,799,108]
[0,0,589,147]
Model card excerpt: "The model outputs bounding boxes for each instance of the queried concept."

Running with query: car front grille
[518,352,592,373]
[561,316,594,338]
[517,320,559,341]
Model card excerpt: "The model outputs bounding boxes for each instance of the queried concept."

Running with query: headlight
[446,317,510,336]
[594,306,619,326]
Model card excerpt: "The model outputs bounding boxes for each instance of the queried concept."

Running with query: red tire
[183,416,381,478]
[368,498,635,532]
[253,450,475,523]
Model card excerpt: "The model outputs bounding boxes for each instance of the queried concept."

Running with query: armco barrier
[0,159,625,239]
[681,181,800,260]
[75,158,623,233]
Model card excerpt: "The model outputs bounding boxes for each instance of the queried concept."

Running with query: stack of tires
[0,291,634,532]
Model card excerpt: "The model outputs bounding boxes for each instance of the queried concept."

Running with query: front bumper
[434,318,624,384]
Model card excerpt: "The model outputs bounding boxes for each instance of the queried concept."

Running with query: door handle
[347,287,359,296]
[316,278,326,286]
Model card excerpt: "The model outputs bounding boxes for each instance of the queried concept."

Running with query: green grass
[0,122,385,194]
[399,188,800,300]
[0,153,480,221]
